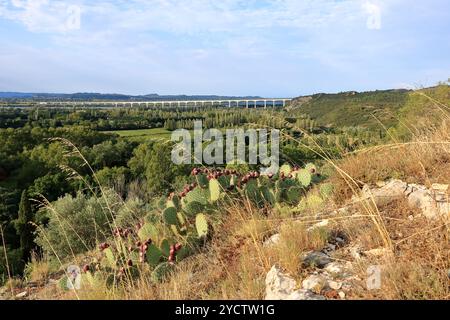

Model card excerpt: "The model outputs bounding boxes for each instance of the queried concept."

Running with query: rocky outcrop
[265,266,326,300]
[301,251,332,269]
[263,234,281,248]
[355,180,449,220]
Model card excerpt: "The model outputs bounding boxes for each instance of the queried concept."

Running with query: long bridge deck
[1,98,292,109]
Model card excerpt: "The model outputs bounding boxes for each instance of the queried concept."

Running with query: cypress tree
[14,190,35,262]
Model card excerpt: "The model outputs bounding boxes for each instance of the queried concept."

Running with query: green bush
[35,190,121,259]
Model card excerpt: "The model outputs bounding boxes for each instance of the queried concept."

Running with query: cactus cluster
[86,163,327,286]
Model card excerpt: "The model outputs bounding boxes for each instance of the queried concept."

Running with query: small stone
[265,266,298,300]
[15,291,27,299]
[302,251,332,269]
[302,275,327,293]
[265,266,326,300]
[375,181,387,188]
[307,219,329,232]
[338,291,346,299]
[325,243,337,252]
[349,245,363,260]
[407,189,439,220]
[263,234,280,247]
[328,280,342,290]
[324,262,344,274]
[408,215,414,221]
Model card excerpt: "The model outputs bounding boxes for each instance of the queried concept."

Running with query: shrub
[35,190,121,259]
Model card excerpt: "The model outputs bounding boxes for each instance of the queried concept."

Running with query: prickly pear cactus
[163,207,178,225]
[196,173,209,188]
[260,186,275,206]
[209,178,222,202]
[104,247,116,268]
[286,186,303,205]
[160,239,171,257]
[280,164,292,176]
[217,175,231,189]
[167,195,181,211]
[244,179,263,205]
[195,213,209,238]
[86,163,328,288]
[183,201,205,217]
[297,169,312,187]
[138,223,158,242]
[146,244,163,267]
[151,262,174,283]
[184,188,209,206]
[305,163,317,174]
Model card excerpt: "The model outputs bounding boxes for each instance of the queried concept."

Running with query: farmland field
[104,128,173,142]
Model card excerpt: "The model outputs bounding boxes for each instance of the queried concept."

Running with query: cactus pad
[305,163,317,174]
[280,164,292,176]
[209,178,222,202]
[160,239,171,257]
[163,207,178,225]
[167,195,181,211]
[138,223,158,242]
[183,201,205,217]
[151,262,173,283]
[195,213,209,238]
[146,244,163,267]
[196,173,209,188]
[184,187,209,206]
[104,248,115,268]
[297,169,312,187]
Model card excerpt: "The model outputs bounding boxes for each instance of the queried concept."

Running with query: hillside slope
[290,85,450,131]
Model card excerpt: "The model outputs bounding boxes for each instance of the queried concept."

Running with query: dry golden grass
[343,199,449,300]
[332,121,450,204]
[264,223,330,279]
[24,254,52,283]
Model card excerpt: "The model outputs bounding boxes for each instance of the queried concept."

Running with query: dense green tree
[145,142,191,195]
[13,190,35,262]
[128,142,154,178]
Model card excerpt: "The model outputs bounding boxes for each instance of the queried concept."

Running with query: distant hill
[0,92,262,101]
[0,92,34,98]
[289,89,412,129]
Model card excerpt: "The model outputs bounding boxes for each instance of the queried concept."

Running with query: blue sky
[0,0,449,97]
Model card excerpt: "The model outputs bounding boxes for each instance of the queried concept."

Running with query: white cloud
[0,0,82,33]
[0,0,371,35]
[363,1,382,30]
